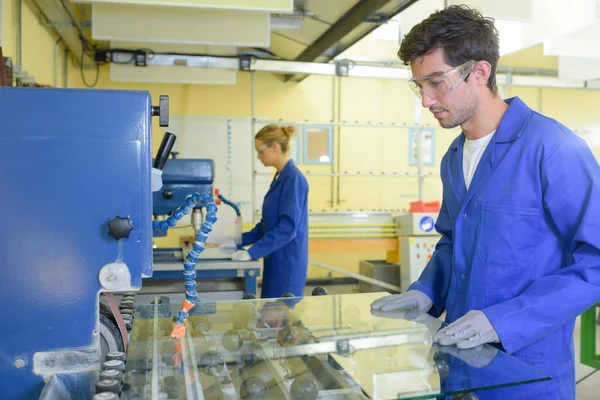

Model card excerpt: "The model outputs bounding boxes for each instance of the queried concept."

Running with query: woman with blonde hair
[231,124,309,298]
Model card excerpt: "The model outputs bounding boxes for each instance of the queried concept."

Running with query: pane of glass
[121,293,551,400]
[306,127,330,163]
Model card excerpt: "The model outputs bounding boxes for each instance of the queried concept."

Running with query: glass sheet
[119,292,551,400]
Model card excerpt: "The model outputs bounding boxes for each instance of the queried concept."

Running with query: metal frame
[255,118,423,129]
[409,127,436,166]
[290,123,302,164]
[31,0,95,63]
[255,171,426,177]
[17,0,22,66]
[151,268,260,296]
[0,0,3,48]
[581,303,600,370]
[303,124,333,165]
[109,51,600,91]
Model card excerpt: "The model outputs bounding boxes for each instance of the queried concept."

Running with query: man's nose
[421,92,436,108]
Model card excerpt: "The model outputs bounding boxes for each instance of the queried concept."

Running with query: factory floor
[300,284,600,400]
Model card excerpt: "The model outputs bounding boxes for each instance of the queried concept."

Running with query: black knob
[312,287,328,296]
[108,216,133,240]
[162,189,174,199]
[281,292,295,298]
[153,132,177,171]
[242,293,257,300]
[151,95,169,127]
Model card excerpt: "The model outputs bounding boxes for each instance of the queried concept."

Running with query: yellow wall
[2,0,63,85]
[1,0,15,58]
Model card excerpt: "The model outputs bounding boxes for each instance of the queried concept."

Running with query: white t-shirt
[462,131,495,190]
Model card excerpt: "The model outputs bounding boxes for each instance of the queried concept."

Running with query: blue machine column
[0,88,167,399]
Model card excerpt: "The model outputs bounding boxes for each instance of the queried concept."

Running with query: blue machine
[152,158,215,216]
[151,158,261,295]
[152,158,214,238]
[0,87,168,399]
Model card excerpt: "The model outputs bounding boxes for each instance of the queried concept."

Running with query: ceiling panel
[75,0,293,13]
[269,33,307,60]
[92,3,270,46]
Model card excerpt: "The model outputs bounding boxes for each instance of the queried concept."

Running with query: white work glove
[219,240,238,254]
[434,310,500,349]
[370,290,434,313]
[231,250,251,261]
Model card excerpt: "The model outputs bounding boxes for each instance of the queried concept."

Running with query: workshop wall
[65,65,427,280]
[11,67,600,285]
[63,61,600,282]
[10,9,600,287]
[66,65,454,212]
[2,0,63,86]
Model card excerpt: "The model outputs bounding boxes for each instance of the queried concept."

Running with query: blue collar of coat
[449,96,533,150]
[272,159,296,186]
[278,159,296,179]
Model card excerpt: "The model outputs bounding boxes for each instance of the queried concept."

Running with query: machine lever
[153,132,177,171]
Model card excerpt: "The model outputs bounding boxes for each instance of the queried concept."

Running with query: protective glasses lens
[257,143,271,154]
[408,60,475,99]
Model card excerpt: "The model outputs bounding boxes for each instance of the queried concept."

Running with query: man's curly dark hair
[399,5,500,95]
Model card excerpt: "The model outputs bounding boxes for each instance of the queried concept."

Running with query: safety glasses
[257,143,272,154]
[408,60,476,99]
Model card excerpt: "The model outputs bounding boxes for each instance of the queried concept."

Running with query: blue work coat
[410,97,600,399]
[242,160,309,298]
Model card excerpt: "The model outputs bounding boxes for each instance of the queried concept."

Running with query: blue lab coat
[242,160,309,298]
[410,97,600,399]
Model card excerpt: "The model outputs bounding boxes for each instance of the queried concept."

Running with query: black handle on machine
[153,132,177,170]
[152,95,169,127]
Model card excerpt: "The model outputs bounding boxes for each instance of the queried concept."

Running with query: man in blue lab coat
[230,124,309,299]
[371,5,600,399]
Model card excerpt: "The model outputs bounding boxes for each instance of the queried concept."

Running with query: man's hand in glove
[433,310,500,349]
[370,290,433,314]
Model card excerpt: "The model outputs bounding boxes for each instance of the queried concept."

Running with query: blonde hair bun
[255,124,295,153]
[282,125,297,138]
